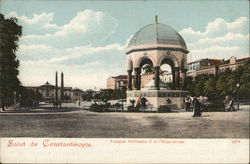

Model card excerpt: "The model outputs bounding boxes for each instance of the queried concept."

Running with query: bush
[127,105,139,112]
[158,105,172,113]
[202,102,225,112]
[89,103,111,112]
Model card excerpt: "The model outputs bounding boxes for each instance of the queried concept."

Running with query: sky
[0,0,249,90]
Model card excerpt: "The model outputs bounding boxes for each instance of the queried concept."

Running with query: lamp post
[236,83,240,111]
[13,91,16,110]
[121,88,124,112]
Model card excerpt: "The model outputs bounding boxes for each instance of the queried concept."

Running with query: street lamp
[13,91,16,110]
[236,83,240,111]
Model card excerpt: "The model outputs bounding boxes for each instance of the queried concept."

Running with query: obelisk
[61,72,64,103]
[55,71,58,102]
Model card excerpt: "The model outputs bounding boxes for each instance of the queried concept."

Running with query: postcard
[0,0,249,163]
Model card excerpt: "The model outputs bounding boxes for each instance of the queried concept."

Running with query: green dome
[127,23,187,50]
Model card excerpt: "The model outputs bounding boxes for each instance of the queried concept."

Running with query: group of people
[184,95,202,117]
[52,100,62,108]
[134,95,202,116]
[134,96,148,111]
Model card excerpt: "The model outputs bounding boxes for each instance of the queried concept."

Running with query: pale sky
[1,0,249,90]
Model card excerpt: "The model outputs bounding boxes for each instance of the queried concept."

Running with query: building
[125,16,189,110]
[72,88,82,102]
[187,56,250,78]
[25,82,78,102]
[25,72,83,103]
[107,75,129,90]
[187,58,223,77]
[217,56,249,73]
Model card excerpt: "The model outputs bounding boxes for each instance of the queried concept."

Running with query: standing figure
[134,96,141,108]
[228,98,235,111]
[166,97,172,104]
[140,96,148,112]
[192,96,201,117]
[59,100,62,108]
[185,96,192,111]
[53,99,55,108]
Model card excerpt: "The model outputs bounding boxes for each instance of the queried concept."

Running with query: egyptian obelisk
[60,72,64,103]
[55,71,58,102]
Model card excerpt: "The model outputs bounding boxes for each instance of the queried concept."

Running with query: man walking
[192,96,201,117]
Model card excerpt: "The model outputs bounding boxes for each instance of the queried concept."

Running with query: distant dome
[142,79,170,90]
[40,81,54,88]
[127,22,187,54]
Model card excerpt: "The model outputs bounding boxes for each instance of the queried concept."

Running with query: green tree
[193,74,212,96]
[183,76,193,93]
[0,14,22,110]
[239,61,250,96]
[184,61,249,100]
[19,87,42,106]
[216,70,232,99]
[204,76,217,99]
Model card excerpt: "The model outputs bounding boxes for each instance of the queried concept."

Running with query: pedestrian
[52,100,55,108]
[228,98,235,111]
[224,96,230,111]
[134,96,141,108]
[192,96,202,117]
[185,95,192,111]
[59,101,62,108]
[166,97,172,104]
[140,96,148,112]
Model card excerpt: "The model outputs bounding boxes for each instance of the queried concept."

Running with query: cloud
[17,43,126,89]
[7,10,124,89]
[6,12,61,35]
[180,17,249,61]
[189,46,244,61]
[18,44,125,64]
[13,10,118,48]
[19,56,125,90]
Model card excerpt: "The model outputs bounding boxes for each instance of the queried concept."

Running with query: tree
[204,76,217,99]
[216,70,232,99]
[239,61,250,96]
[193,74,212,96]
[183,76,193,93]
[0,14,22,110]
[18,87,42,107]
[184,61,250,100]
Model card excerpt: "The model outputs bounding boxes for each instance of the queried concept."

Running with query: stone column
[181,68,187,89]
[154,66,160,90]
[127,70,132,90]
[138,69,141,90]
[174,67,180,90]
[172,70,176,90]
[134,68,140,90]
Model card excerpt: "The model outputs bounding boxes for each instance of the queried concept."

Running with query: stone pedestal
[126,90,188,111]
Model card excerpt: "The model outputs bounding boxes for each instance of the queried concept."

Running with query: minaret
[55,71,58,102]
[61,72,64,103]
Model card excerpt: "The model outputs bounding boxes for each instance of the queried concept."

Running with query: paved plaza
[0,104,249,138]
